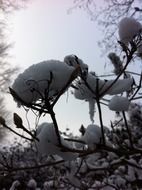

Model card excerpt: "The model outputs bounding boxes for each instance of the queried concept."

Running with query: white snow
[74,73,100,101]
[118,17,142,44]
[27,179,37,188]
[36,122,78,161]
[64,54,88,76]
[109,95,130,111]
[82,124,102,145]
[74,72,133,121]
[9,180,20,190]
[12,59,76,105]
[74,73,134,99]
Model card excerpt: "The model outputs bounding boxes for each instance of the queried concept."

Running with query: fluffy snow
[109,96,130,111]
[82,124,102,145]
[74,74,98,104]
[9,180,20,190]
[27,179,37,188]
[64,54,88,77]
[36,122,78,161]
[100,78,134,95]
[74,72,133,121]
[12,59,77,105]
[118,17,142,44]
[74,72,134,99]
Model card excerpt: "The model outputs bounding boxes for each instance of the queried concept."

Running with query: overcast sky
[7,0,115,135]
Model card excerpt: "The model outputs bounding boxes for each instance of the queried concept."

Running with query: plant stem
[122,111,133,149]
[46,100,62,146]
[96,98,105,145]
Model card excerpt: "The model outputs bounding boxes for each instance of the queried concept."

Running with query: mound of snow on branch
[82,124,102,146]
[27,179,37,189]
[74,72,133,121]
[12,55,87,106]
[109,96,130,111]
[74,73,133,99]
[118,17,141,44]
[64,54,88,77]
[12,60,75,105]
[10,180,20,190]
[36,122,78,161]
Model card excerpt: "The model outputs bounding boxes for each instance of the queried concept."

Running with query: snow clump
[36,122,78,161]
[12,55,87,106]
[109,95,130,111]
[27,179,37,189]
[81,124,102,146]
[64,54,88,77]
[9,180,20,190]
[118,17,141,44]
[74,72,133,99]
[74,72,133,122]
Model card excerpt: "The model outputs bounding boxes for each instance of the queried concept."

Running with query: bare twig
[13,113,39,141]
[122,111,133,148]
[0,116,32,141]
[9,88,49,114]
[96,79,105,145]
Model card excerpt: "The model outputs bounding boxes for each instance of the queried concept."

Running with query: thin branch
[96,79,105,145]
[45,99,62,146]
[122,111,133,148]
[129,72,142,100]
[0,116,32,141]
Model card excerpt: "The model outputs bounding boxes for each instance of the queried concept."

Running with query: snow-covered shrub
[27,179,37,189]
[74,72,133,98]
[2,15,142,190]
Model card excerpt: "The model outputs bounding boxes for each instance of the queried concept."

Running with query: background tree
[72,0,142,53]
[0,0,30,141]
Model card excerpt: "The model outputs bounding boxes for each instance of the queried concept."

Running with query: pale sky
[6,0,115,135]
